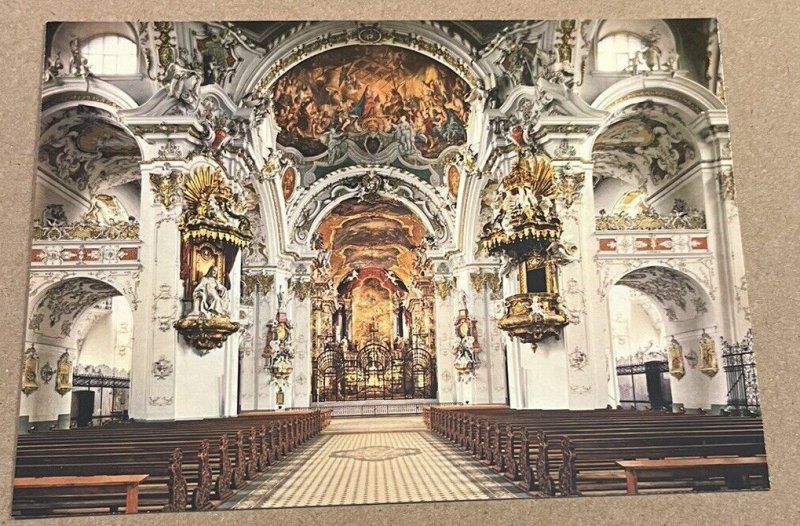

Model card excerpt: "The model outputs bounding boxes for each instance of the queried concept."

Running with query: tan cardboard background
[0,1,797,524]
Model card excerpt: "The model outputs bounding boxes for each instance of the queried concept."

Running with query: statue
[667,337,686,380]
[21,345,39,395]
[68,38,92,88]
[161,48,203,113]
[699,330,719,377]
[55,350,73,396]
[43,52,64,84]
[41,204,67,227]
[392,115,416,156]
[191,267,230,318]
[84,194,131,225]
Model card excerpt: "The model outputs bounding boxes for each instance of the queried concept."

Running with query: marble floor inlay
[219,416,529,509]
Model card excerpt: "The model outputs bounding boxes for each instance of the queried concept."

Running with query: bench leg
[625,470,639,495]
[125,484,139,514]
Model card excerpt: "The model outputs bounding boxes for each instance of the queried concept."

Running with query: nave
[220,416,527,509]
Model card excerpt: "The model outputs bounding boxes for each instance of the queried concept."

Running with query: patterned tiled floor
[219,416,528,509]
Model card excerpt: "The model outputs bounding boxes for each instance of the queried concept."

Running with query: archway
[310,196,437,402]
[605,265,726,411]
[22,277,135,431]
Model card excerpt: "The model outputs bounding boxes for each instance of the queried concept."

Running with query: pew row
[12,409,331,517]
[425,406,768,497]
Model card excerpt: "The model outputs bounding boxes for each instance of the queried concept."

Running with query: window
[596,33,645,72]
[80,35,138,76]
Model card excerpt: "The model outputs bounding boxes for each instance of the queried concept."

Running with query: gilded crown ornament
[480,147,562,262]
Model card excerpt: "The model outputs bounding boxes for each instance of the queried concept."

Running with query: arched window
[80,35,138,76]
[596,33,645,72]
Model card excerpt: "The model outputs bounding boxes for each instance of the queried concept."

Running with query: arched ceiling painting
[30,278,121,339]
[272,45,471,160]
[617,266,708,322]
[592,102,697,189]
[317,197,426,286]
[38,105,141,193]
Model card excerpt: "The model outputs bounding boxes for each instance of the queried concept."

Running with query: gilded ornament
[289,278,312,301]
[179,163,252,248]
[150,169,185,209]
[173,316,240,353]
[21,345,39,396]
[241,273,275,298]
[699,329,719,377]
[667,336,686,380]
[498,293,569,350]
[55,350,73,395]
[434,277,456,300]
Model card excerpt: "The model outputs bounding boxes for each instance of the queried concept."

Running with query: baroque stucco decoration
[592,101,697,189]
[38,105,141,193]
[617,266,708,322]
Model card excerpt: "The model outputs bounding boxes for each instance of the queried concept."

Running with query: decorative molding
[148,396,174,406]
[596,206,706,231]
[568,346,588,371]
[150,168,185,209]
[152,355,174,380]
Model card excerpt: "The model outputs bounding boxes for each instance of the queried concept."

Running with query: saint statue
[55,350,73,395]
[699,330,719,377]
[191,267,230,318]
[667,336,686,380]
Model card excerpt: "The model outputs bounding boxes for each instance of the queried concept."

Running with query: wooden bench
[617,457,769,495]
[12,409,331,517]
[14,474,149,514]
[426,406,769,497]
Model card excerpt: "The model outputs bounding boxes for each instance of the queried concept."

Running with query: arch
[287,165,454,252]
[28,277,125,340]
[591,75,726,118]
[607,264,714,325]
[232,21,491,102]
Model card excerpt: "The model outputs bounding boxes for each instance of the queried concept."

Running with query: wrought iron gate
[312,341,436,402]
[722,329,760,413]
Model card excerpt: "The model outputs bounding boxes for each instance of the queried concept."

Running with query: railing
[307,401,464,418]
[722,330,759,414]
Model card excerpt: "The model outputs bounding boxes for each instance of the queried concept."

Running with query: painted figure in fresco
[392,115,416,155]
[699,330,719,377]
[352,86,380,119]
[272,46,470,159]
[635,127,682,181]
[191,266,230,318]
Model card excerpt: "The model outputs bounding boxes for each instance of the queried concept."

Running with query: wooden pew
[13,474,149,515]
[426,406,768,497]
[12,410,328,517]
[617,457,769,495]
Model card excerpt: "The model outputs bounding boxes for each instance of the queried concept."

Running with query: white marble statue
[191,266,230,317]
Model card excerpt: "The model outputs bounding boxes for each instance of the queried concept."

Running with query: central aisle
[220,416,529,509]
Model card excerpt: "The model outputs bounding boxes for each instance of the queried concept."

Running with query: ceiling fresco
[316,197,427,285]
[592,103,697,188]
[38,105,141,192]
[272,45,471,160]
[29,278,121,339]
[617,266,708,322]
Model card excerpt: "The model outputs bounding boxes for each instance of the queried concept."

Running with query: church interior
[13,19,767,516]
